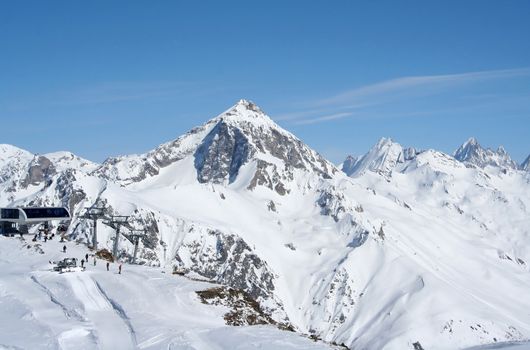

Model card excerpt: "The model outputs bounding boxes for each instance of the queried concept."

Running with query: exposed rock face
[194,121,252,184]
[341,155,358,176]
[247,160,291,195]
[22,156,56,187]
[197,286,280,327]
[318,188,347,222]
[176,228,276,302]
[454,137,518,170]
[55,170,87,213]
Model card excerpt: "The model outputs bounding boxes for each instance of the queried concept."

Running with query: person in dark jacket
[81,259,85,268]
[118,264,122,274]
[63,245,67,253]
[85,253,89,262]
[106,262,110,271]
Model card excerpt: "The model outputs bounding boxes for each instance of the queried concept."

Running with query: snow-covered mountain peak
[375,136,396,147]
[0,144,33,163]
[214,99,277,130]
[95,101,337,187]
[193,99,337,186]
[454,137,518,170]
[464,136,479,147]
[43,151,99,173]
[342,137,406,177]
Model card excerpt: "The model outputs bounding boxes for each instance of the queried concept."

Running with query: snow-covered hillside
[0,235,332,349]
[1,100,529,350]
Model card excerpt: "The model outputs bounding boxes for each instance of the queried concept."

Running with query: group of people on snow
[61,245,123,274]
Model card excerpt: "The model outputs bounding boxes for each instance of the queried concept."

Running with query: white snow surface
[0,236,331,350]
[1,100,530,350]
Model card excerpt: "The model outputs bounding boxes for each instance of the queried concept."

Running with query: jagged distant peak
[497,145,508,155]
[454,137,517,170]
[464,136,479,147]
[342,137,406,177]
[375,136,398,147]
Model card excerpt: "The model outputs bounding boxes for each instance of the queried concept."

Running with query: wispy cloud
[314,67,530,107]
[292,112,353,125]
[279,67,530,125]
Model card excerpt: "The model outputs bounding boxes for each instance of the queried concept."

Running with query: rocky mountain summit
[454,137,519,170]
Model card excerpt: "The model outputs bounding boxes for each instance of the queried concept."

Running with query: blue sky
[1,1,529,163]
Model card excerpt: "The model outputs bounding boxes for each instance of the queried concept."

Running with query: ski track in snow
[0,236,332,350]
[67,273,136,349]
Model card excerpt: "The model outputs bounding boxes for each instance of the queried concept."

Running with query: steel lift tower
[123,229,147,264]
[103,215,131,258]
[80,206,107,250]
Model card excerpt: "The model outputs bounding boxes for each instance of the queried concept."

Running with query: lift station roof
[0,207,70,223]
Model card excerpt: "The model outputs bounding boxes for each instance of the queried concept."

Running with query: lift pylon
[123,229,147,264]
[102,215,131,258]
[80,206,107,250]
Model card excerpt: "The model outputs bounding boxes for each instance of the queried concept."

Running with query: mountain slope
[340,140,530,348]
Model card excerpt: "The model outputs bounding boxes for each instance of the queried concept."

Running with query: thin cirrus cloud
[281,67,530,125]
[291,112,354,125]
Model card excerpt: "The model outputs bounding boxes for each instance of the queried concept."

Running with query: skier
[81,259,85,268]
[93,257,97,266]
[44,235,48,243]
[32,234,37,242]
[85,253,89,262]
[118,264,122,274]
[63,245,67,253]
[106,262,110,271]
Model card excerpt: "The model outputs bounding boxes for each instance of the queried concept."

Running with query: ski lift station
[0,207,70,235]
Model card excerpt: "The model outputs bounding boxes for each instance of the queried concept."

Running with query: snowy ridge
[1,101,530,350]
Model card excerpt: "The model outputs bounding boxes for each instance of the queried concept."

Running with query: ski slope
[0,235,332,350]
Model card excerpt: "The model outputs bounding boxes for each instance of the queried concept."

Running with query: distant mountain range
[1,99,529,350]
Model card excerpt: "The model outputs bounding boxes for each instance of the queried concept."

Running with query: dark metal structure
[102,215,131,258]
[122,229,147,264]
[79,206,107,250]
[0,207,70,235]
